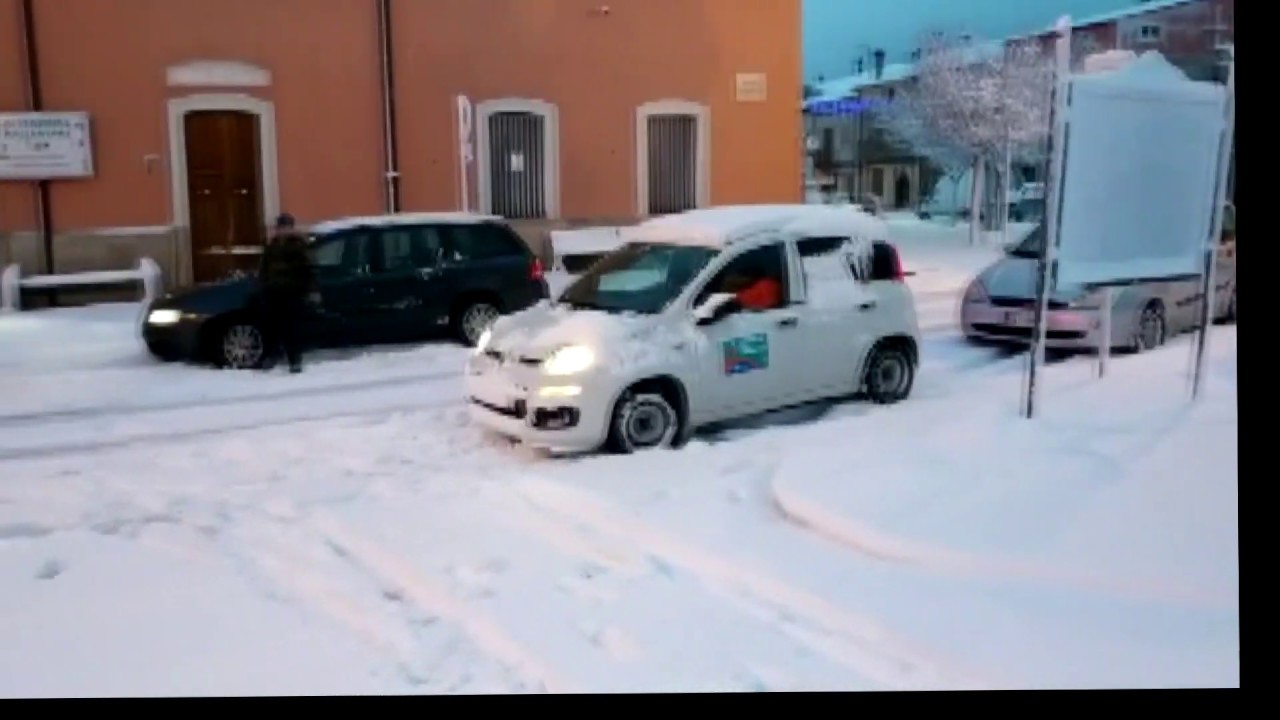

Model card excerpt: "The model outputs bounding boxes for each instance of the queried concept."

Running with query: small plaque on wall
[0,112,94,180]
[735,73,768,102]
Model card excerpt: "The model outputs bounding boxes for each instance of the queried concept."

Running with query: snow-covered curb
[768,474,1233,609]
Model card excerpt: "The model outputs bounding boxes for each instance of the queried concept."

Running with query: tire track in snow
[0,392,464,462]
[211,511,453,688]
[0,365,462,427]
[0,329,1015,462]
[305,509,577,694]
[509,477,997,690]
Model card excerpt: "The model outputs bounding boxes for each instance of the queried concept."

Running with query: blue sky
[803,0,1139,81]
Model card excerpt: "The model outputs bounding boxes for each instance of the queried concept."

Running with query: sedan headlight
[1067,289,1107,309]
[543,344,595,376]
[146,309,182,326]
[963,281,988,303]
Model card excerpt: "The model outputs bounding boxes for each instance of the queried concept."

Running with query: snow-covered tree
[869,30,1097,243]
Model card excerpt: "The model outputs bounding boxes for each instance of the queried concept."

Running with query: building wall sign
[735,72,768,102]
[0,112,95,181]
[166,60,272,88]
[802,97,888,116]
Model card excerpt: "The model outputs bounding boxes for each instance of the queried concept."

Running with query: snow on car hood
[979,256,1086,302]
[487,301,699,374]
[487,302,654,359]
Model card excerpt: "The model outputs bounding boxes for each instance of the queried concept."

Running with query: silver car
[960,216,1237,352]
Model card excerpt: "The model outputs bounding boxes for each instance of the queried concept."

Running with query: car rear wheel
[1133,303,1166,352]
[217,321,266,369]
[453,300,501,346]
[606,391,679,454]
[862,344,915,405]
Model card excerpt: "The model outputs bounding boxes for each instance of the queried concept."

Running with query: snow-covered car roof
[623,204,889,249]
[308,211,503,235]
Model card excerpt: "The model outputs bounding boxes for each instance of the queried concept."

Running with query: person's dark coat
[258,232,314,298]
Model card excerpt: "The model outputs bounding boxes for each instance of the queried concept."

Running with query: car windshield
[558,242,718,314]
[1007,224,1046,259]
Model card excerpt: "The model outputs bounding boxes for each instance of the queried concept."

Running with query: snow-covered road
[0,220,1238,695]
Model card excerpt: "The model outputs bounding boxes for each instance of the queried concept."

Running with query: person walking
[258,213,314,373]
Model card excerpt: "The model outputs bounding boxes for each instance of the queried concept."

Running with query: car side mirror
[693,292,741,326]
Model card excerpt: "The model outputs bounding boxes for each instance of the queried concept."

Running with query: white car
[464,204,922,454]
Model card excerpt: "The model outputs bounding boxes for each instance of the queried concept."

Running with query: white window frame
[474,98,561,219]
[635,99,710,217]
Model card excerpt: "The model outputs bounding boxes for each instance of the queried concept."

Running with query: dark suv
[141,213,549,368]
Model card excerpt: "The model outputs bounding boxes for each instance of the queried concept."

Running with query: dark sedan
[141,212,549,368]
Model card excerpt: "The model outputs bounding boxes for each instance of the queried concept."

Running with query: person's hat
[275,213,296,229]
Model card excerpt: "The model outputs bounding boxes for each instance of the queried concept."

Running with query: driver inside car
[721,264,782,311]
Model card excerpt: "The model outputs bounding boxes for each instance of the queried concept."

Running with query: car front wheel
[606,391,680,454]
[216,321,267,369]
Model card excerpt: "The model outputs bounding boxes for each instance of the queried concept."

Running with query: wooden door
[184,111,264,283]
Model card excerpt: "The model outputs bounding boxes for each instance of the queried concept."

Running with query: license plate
[1003,310,1033,325]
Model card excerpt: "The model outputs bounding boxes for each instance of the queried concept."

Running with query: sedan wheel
[1134,305,1166,352]
[220,323,266,369]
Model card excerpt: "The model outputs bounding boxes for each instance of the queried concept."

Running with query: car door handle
[858,300,877,311]
[777,315,799,328]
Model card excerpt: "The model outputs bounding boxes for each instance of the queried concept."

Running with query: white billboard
[1054,53,1226,287]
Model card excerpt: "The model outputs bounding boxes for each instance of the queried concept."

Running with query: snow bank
[770,329,1238,611]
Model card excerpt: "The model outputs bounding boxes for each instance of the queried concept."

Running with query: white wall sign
[0,112,95,180]
[510,152,525,173]
[1054,53,1226,287]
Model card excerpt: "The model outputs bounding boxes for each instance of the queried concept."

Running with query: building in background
[802,0,1232,214]
[0,0,801,292]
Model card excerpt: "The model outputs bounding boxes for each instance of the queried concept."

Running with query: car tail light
[890,248,905,282]
[530,257,545,280]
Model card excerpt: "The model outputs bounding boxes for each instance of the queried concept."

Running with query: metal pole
[20,0,56,305]
[1097,287,1111,378]
[376,0,401,214]
[1191,44,1235,401]
[457,95,472,213]
[1002,136,1013,245]
[1024,17,1072,419]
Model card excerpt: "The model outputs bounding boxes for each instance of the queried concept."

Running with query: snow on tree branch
[869,31,1101,167]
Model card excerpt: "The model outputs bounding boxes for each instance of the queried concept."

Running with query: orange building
[0,0,802,288]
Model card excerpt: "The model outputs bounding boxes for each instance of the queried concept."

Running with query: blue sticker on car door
[723,333,769,375]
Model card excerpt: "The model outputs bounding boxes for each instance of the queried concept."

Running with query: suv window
[309,230,372,277]
[445,223,528,262]
[377,225,444,272]
[694,242,791,311]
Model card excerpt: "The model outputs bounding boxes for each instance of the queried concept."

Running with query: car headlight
[474,328,493,354]
[1068,289,1107,309]
[963,281,988,303]
[543,344,595,376]
[146,309,182,326]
